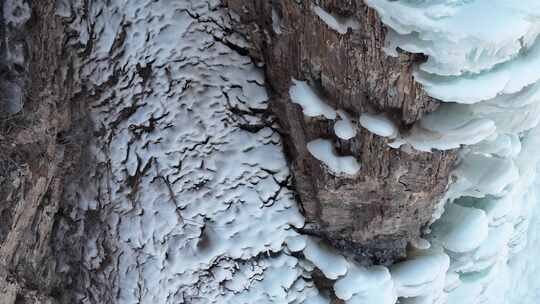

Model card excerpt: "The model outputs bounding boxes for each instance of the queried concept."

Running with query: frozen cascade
[361,1,540,303]
[62,0,540,303]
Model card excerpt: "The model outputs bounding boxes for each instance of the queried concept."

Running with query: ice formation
[289,79,337,119]
[430,204,489,253]
[366,0,540,77]
[302,237,349,280]
[359,113,399,138]
[312,5,360,35]
[289,81,361,175]
[362,0,540,303]
[335,263,396,304]
[307,139,361,175]
[390,249,449,301]
[398,104,497,152]
[334,110,357,140]
[284,1,540,303]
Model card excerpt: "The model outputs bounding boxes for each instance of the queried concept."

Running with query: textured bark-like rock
[227,0,457,264]
[0,0,83,303]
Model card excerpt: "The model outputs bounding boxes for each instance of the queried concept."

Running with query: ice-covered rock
[430,203,489,253]
[334,264,395,302]
[289,79,337,119]
[312,5,360,35]
[302,237,349,280]
[391,249,450,300]
[403,105,496,152]
[338,1,540,303]
[61,0,540,303]
[366,0,540,77]
[302,0,540,302]
[334,110,357,140]
[359,113,398,138]
[453,154,519,197]
[307,139,360,175]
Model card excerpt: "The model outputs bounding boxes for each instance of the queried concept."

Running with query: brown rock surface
[0,1,86,302]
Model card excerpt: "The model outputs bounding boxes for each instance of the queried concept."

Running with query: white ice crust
[335,110,357,140]
[359,113,398,138]
[307,139,360,175]
[68,0,540,303]
[289,79,337,119]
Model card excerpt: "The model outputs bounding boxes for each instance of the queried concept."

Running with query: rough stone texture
[0,0,84,303]
[226,0,457,264]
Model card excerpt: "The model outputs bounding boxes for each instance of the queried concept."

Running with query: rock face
[0,0,84,302]
[226,0,457,264]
